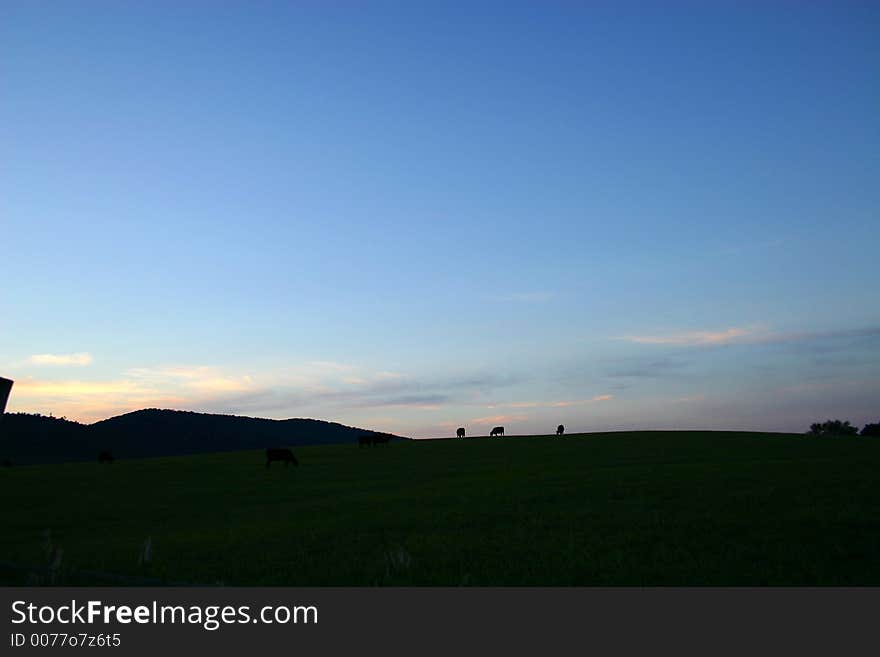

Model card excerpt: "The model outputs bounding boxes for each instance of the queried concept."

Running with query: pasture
[1,431,878,585]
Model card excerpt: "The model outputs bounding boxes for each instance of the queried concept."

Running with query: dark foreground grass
[1,431,878,585]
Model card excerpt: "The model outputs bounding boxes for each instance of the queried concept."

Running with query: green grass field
[1,431,878,585]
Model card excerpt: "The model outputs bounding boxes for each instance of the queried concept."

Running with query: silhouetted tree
[807,419,859,437]
[861,422,880,437]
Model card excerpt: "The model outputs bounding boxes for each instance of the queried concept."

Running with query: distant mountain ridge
[0,408,403,465]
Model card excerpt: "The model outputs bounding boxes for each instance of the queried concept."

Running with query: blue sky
[2,1,878,436]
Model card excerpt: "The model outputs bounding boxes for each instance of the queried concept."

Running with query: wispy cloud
[618,325,880,349]
[488,395,613,409]
[340,370,404,385]
[10,377,186,423]
[620,327,755,346]
[557,394,613,405]
[28,352,93,366]
[303,388,450,410]
[470,414,529,426]
[14,379,150,396]
[605,357,691,378]
[779,378,880,395]
[125,366,254,393]
[9,364,261,422]
[760,327,880,346]
[8,358,525,427]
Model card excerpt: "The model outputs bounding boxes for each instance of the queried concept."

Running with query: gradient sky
[2,1,878,437]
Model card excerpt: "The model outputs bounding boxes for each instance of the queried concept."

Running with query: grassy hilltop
[1,430,878,585]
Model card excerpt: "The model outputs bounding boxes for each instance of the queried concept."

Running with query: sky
[2,1,878,437]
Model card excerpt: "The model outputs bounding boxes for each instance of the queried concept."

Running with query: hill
[1,430,878,585]
[0,408,401,465]
[0,413,91,465]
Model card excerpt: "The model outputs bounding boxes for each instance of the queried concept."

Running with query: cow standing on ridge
[556,425,565,436]
[490,426,504,437]
[457,427,466,438]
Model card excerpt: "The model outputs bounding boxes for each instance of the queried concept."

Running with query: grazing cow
[266,447,299,468]
[371,434,392,446]
[98,450,114,464]
[556,424,565,436]
[490,426,504,437]
[358,434,373,448]
[457,427,466,439]
[1,459,12,468]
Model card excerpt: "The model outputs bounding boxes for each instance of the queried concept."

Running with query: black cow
[359,434,392,447]
[457,427,466,438]
[266,448,299,467]
[98,450,114,464]
[490,426,504,437]
[556,424,565,436]
[1,459,12,468]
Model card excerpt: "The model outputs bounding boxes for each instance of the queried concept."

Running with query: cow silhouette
[266,447,298,467]
[359,434,391,447]
[457,427,466,438]
[556,424,565,435]
[490,426,504,437]
[98,450,114,464]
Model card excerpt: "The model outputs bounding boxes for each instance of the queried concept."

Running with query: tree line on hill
[0,408,403,466]
[807,419,880,437]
